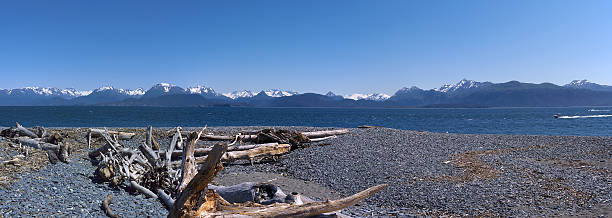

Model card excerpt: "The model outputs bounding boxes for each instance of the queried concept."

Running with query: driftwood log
[2,123,71,164]
[102,194,119,218]
[195,129,349,143]
[89,126,380,218]
[89,128,136,140]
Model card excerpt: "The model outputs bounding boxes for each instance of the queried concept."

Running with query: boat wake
[557,114,612,119]
[588,109,611,112]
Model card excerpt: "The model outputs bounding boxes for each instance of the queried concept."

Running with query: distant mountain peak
[325,91,337,96]
[142,83,186,98]
[222,90,255,99]
[434,79,486,93]
[344,93,390,101]
[222,89,297,99]
[397,86,423,92]
[263,89,298,97]
[188,85,215,94]
[564,79,612,92]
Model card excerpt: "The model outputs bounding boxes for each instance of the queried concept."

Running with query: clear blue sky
[1,0,611,95]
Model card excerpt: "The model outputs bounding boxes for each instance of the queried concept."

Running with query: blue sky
[0,0,611,95]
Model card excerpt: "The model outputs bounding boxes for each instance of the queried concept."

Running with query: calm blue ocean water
[0,106,610,136]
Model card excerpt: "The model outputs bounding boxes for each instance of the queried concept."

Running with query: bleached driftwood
[89,128,135,140]
[169,143,227,218]
[169,143,291,167]
[146,125,161,150]
[196,129,349,143]
[15,122,38,139]
[199,184,387,217]
[309,135,337,142]
[15,137,58,151]
[164,143,282,159]
[302,129,350,138]
[177,130,204,194]
[130,180,157,198]
[157,188,174,209]
[220,143,290,164]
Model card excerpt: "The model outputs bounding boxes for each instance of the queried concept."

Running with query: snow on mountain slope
[434,79,488,93]
[188,85,217,95]
[222,90,256,99]
[223,89,297,99]
[564,80,612,92]
[5,87,92,98]
[344,93,390,101]
[264,89,298,97]
[90,86,144,96]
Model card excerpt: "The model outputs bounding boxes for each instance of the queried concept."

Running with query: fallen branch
[102,194,119,218]
[157,188,174,209]
[130,181,158,198]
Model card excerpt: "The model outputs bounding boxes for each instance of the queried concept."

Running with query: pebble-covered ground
[0,127,610,217]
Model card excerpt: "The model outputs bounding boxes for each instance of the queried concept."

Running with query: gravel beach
[1,127,610,217]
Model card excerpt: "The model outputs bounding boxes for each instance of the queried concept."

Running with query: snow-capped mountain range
[343,93,390,101]
[433,79,492,93]
[2,79,612,106]
[564,80,612,92]
[222,89,298,99]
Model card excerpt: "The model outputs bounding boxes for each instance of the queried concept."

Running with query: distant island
[1,79,612,107]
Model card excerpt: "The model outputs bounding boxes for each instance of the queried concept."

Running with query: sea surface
[0,106,611,136]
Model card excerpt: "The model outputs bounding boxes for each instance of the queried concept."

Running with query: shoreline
[0,126,610,217]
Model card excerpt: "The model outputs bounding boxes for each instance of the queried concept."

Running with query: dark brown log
[102,194,119,218]
[169,143,227,218]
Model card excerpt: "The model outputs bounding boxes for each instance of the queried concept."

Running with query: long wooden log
[15,122,38,139]
[197,184,387,217]
[164,143,280,159]
[302,129,349,138]
[308,135,337,142]
[89,128,135,140]
[196,129,349,142]
[220,143,290,163]
[169,143,227,218]
[169,143,290,167]
[15,137,58,151]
